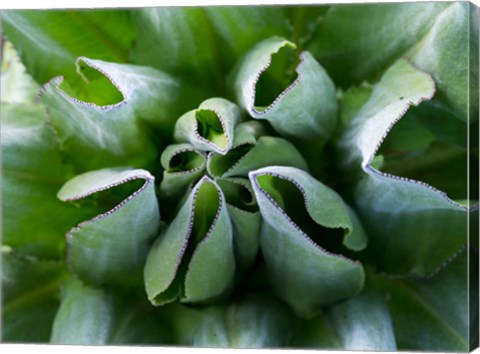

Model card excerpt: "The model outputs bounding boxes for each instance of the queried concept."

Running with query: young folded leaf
[231,36,337,142]
[144,176,235,305]
[337,59,468,276]
[50,279,171,345]
[2,250,68,343]
[159,143,207,200]
[216,178,261,269]
[174,98,241,155]
[167,293,292,348]
[249,166,367,318]
[208,121,309,178]
[57,168,160,287]
[39,57,180,171]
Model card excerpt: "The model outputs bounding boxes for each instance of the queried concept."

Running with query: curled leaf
[337,59,468,276]
[39,57,180,171]
[217,178,261,269]
[309,2,474,122]
[144,176,235,305]
[58,168,160,287]
[231,36,337,142]
[207,121,308,178]
[159,143,206,200]
[249,166,366,317]
[174,97,242,155]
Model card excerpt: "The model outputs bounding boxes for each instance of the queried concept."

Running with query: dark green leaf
[1,103,99,258]
[376,250,469,351]
[2,249,67,342]
[1,10,134,84]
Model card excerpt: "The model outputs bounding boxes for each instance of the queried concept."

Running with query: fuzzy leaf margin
[57,168,160,287]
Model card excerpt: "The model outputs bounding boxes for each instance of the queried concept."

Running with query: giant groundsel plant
[1,2,479,351]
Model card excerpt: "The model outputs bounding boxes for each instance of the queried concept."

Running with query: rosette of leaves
[1,3,478,352]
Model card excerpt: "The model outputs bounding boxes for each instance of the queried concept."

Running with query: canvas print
[0,2,479,351]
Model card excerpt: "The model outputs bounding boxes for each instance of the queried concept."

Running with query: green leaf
[217,178,261,269]
[249,166,366,317]
[57,168,160,287]
[159,143,206,201]
[1,103,99,258]
[168,293,292,348]
[286,6,329,49]
[290,288,397,351]
[144,176,235,305]
[337,59,468,276]
[327,289,397,350]
[50,279,171,345]
[0,41,40,104]
[376,250,469,351]
[1,9,134,85]
[174,97,242,154]
[2,249,68,342]
[309,2,474,122]
[131,7,289,88]
[131,7,219,85]
[204,6,289,70]
[207,121,308,178]
[38,57,180,171]
[231,36,337,142]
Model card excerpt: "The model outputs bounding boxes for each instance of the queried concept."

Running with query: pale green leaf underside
[338,59,468,276]
[290,288,397,351]
[168,293,292,348]
[250,166,366,318]
[0,41,40,104]
[327,289,397,350]
[58,168,160,287]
